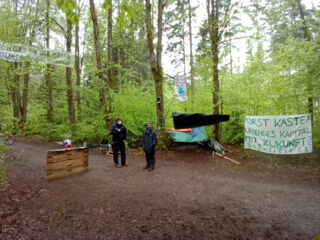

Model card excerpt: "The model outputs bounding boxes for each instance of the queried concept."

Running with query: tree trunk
[46,0,55,123]
[66,18,76,128]
[20,0,40,129]
[188,0,194,111]
[107,0,114,115]
[295,0,313,122]
[117,39,121,89]
[75,0,82,120]
[146,0,165,129]
[116,1,122,90]
[22,61,30,127]
[108,0,113,90]
[9,62,21,131]
[89,0,110,129]
[208,0,221,140]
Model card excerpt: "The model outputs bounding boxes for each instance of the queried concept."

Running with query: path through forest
[1,138,320,239]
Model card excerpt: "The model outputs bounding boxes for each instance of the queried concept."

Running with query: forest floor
[1,137,320,240]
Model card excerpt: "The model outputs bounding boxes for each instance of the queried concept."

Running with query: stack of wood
[46,147,89,181]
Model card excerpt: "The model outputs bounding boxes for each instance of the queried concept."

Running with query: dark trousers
[113,141,126,165]
[144,149,155,168]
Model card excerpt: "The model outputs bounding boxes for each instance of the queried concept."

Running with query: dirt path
[1,138,320,239]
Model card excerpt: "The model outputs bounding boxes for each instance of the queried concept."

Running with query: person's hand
[117,128,120,132]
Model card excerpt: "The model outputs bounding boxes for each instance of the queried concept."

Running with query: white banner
[174,75,187,101]
[244,114,312,154]
[0,41,75,67]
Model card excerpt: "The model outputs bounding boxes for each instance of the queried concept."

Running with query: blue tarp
[168,127,208,143]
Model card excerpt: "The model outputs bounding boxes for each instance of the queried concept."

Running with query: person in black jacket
[142,122,157,171]
[110,117,128,167]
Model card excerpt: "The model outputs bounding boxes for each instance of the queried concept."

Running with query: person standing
[110,117,128,167]
[142,122,157,171]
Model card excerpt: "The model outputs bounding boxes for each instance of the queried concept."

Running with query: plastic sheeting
[168,127,208,143]
[172,112,230,129]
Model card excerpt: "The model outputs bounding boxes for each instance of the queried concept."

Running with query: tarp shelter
[172,112,230,129]
[167,127,208,143]
[169,112,230,154]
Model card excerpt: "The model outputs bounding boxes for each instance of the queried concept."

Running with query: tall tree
[89,0,110,129]
[165,0,187,74]
[46,0,55,123]
[206,0,237,140]
[107,0,114,90]
[295,0,313,121]
[66,18,76,127]
[187,0,195,110]
[10,62,22,130]
[146,0,166,130]
[75,0,82,120]
[261,0,316,121]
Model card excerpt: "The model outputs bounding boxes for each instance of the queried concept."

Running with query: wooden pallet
[46,147,89,181]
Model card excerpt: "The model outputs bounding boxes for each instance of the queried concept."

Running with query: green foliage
[110,82,156,147]
[56,0,78,24]
[0,143,10,189]
[156,130,174,151]
[0,0,319,152]
[103,0,136,29]
[222,111,245,144]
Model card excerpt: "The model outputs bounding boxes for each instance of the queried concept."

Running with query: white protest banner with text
[0,41,75,67]
[244,114,312,154]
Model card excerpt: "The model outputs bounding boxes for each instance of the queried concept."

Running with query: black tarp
[172,112,230,129]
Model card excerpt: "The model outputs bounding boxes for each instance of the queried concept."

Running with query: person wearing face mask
[110,117,128,167]
[142,122,157,171]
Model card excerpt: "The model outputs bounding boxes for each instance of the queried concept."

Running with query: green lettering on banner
[245,117,269,127]
[244,114,312,154]
[245,136,256,143]
[274,119,281,127]
[274,116,309,128]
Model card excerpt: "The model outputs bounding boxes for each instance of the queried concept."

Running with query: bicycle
[0,133,15,146]
[0,125,15,146]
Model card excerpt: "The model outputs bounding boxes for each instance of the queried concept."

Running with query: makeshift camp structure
[169,112,230,154]
[172,112,230,129]
[167,127,208,143]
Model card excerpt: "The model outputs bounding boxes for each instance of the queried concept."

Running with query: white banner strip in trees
[0,41,75,67]
[174,75,187,101]
[244,114,312,154]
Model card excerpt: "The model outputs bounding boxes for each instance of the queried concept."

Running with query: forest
[1,1,320,239]
[0,0,319,149]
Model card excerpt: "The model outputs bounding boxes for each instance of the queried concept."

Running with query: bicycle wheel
[5,134,15,145]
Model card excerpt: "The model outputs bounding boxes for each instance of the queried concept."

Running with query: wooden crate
[46,147,89,181]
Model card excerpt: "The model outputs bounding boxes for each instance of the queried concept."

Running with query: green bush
[0,143,10,189]
[222,111,245,144]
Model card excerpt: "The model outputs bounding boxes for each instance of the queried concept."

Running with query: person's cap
[145,122,152,126]
[116,117,122,121]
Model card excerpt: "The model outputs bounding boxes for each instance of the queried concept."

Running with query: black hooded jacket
[110,123,127,143]
[142,127,157,152]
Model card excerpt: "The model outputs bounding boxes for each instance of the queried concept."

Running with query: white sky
[162,0,320,76]
[48,0,319,77]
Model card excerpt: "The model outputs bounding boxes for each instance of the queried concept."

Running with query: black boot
[144,164,150,169]
[144,157,150,169]
[148,159,154,171]
[144,160,150,169]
